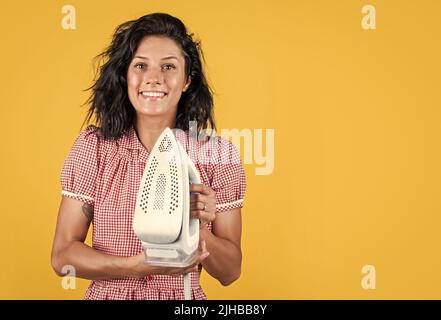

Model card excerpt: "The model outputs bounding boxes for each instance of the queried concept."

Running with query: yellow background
[0,0,440,299]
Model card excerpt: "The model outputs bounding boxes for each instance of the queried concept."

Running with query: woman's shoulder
[75,124,101,140]
[69,124,123,158]
[62,125,103,168]
[71,124,102,151]
[76,124,125,149]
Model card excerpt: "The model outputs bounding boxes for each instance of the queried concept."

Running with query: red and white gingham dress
[60,124,246,300]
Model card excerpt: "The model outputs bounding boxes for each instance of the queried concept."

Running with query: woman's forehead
[135,35,184,60]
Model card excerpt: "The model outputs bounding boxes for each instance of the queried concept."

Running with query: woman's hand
[189,183,216,229]
[127,239,209,278]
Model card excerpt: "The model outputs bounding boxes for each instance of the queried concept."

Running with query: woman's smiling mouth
[139,91,168,101]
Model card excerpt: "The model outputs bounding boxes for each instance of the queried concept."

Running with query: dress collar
[117,124,210,165]
[119,124,192,149]
[118,125,145,150]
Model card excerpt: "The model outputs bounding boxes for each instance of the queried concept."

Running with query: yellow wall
[1,0,440,299]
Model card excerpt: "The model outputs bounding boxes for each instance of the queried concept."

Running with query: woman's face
[127,35,191,119]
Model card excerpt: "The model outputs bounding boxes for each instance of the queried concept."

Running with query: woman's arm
[51,197,205,280]
[51,197,137,280]
[189,183,243,286]
[200,208,242,286]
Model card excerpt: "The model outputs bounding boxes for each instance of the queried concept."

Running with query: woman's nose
[144,67,163,84]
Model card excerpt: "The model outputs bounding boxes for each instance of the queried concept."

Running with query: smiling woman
[127,36,191,121]
[51,12,247,300]
[81,13,215,140]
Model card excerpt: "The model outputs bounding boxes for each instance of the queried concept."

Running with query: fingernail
[202,252,210,258]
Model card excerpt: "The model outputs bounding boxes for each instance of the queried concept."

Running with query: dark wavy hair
[82,12,216,140]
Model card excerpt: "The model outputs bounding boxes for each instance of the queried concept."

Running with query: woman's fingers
[189,183,214,196]
[184,242,209,272]
[190,199,216,223]
[201,239,207,253]
[169,250,209,276]
[189,185,217,223]
[190,194,215,211]
[190,199,209,211]
[133,241,210,278]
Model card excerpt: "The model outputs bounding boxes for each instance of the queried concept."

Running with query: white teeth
[141,91,166,97]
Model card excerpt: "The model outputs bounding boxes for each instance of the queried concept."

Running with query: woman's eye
[164,64,176,70]
[133,63,175,70]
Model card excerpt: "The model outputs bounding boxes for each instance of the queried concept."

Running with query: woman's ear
[183,76,191,92]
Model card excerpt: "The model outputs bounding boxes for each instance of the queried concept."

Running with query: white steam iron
[133,127,201,300]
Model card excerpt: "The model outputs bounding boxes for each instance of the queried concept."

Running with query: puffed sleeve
[60,125,100,206]
[210,137,247,213]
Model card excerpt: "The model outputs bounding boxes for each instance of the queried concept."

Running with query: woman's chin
[136,105,168,116]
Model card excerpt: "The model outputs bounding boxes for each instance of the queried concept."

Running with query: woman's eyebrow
[134,55,178,61]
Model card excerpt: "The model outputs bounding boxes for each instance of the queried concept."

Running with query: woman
[51,12,246,300]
